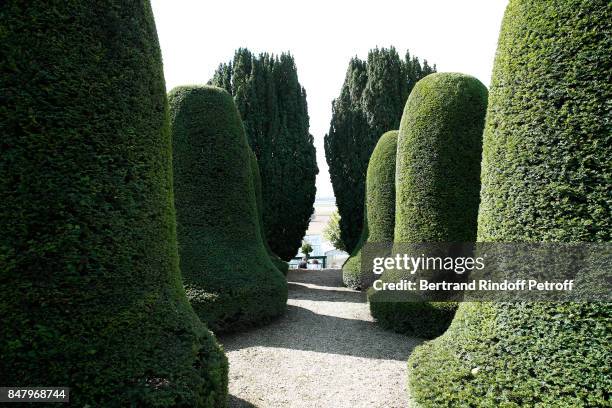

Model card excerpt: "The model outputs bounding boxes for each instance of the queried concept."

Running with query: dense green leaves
[169,85,287,333]
[368,73,488,339]
[343,131,398,289]
[408,1,612,406]
[325,48,435,253]
[0,3,227,406]
[249,149,289,275]
[210,49,317,260]
[394,73,487,244]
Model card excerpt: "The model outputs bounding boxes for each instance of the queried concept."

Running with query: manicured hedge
[0,3,227,406]
[408,1,611,406]
[249,149,289,276]
[343,130,398,289]
[368,73,487,339]
[169,85,288,333]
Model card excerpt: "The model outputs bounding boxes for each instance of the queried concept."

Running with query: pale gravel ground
[218,268,423,408]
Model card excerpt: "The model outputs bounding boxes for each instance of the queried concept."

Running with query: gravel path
[218,268,423,408]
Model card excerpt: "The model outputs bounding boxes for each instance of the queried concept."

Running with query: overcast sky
[151,0,508,199]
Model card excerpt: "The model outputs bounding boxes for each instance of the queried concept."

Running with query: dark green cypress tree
[210,49,317,261]
[324,47,436,253]
[325,58,369,254]
[249,149,289,275]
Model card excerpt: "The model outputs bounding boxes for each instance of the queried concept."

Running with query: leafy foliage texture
[368,73,488,339]
[169,85,287,333]
[210,49,317,260]
[249,149,289,275]
[407,2,612,406]
[325,48,436,253]
[0,3,228,406]
[343,131,398,289]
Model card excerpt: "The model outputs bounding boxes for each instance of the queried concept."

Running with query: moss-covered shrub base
[169,86,287,333]
[408,302,611,407]
[368,292,457,339]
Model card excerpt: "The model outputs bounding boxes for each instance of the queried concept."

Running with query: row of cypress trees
[324,47,436,254]
[210,49,318,261]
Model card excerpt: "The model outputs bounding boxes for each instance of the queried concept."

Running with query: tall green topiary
[169,85,288,333]
[408,1,611,406]
[325,48,436,253]
[249,149,289,275]
[368,73,488,339]
[0,2,228,406]
[343,130,398,289]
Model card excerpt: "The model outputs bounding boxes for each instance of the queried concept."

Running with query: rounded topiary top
[0,3,226,406]
[342,130,398,288]
[170,85,260,242]
[395,72,488,243]
[169,85,286,331]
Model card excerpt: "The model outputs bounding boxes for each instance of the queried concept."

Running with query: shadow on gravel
[218,269,423,361]
[228,395,258,407]
[220,304,422,361]
[286,282,366,303]
[287,268,346,288]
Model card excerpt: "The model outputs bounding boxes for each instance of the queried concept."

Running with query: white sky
[151,0,508,199]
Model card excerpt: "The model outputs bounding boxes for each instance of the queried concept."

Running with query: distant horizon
[151,0,508,198]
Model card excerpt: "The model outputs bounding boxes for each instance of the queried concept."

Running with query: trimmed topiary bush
[408,1,611,406]
[249,149,289,276]
[368,73,488,339]
[343,130,398,289]
[0,3,228,406]
[169,85,288,333]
